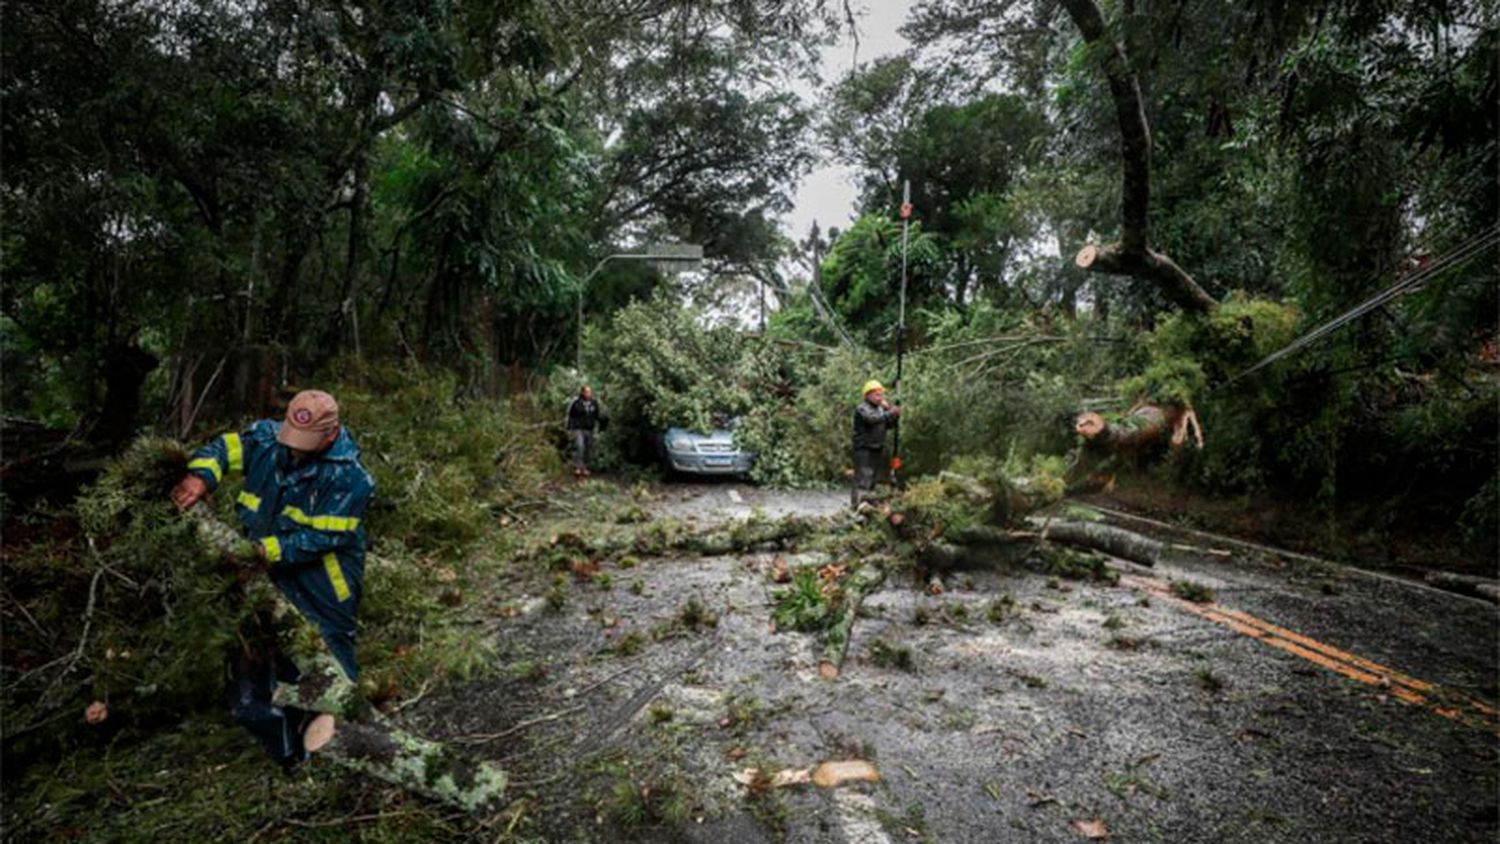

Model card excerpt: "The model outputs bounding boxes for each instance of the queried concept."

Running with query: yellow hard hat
[862,380,885,396]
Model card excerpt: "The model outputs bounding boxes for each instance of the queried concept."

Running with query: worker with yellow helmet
[851,379,901,507]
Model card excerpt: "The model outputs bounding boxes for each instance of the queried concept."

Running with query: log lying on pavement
[546,515,825,561]
[1424,572,1500,604]
[329,721,507,812]
[1040,520,1162,567]
[818,564,888,680]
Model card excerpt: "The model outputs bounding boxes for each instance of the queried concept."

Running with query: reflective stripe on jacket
[189,421,375,678]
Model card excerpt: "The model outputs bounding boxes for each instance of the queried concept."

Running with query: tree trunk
[1424,572,1500,603]
[818,563,888,680]
[1041,521,1161,567]
[327,721,508,812]
[1056,0,1218,315]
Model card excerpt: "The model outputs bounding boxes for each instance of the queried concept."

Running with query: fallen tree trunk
[545,515,824,561]
[1040,520,1161,568]
[1424,572,1500,604]
[818,564,888,680]
[328,721,508,812]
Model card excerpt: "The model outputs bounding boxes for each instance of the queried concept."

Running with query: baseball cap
[278,390,340,451]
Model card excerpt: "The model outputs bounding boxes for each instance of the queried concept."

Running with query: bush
[323,360,561,553]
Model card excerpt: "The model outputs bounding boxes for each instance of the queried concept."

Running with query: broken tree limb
[327,721,508,812]
[1424,572,1500,604]
[818,564,888,680]
[1057,0,1218,314]
[1040,520,1162,568]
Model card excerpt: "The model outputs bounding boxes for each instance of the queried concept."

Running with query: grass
[986,594,1017,623]
[678,596,719,630]
[867,639,916,672]
[612,631,648,656]
[1102,613,1125,630]
[1195,667,1225,693]
[1170,579,1215,603]
[771,567,836,632]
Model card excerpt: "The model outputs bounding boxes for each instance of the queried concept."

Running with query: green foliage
[867,639,916,672]
[1,439,240,758]
[602,771,690,832]
[1170,580,1216,604]
[325,361,560,553]
[1041,546,1120,586]
[771,568,838,632]
[1123,295,1300,405]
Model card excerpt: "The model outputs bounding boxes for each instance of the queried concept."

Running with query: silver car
[662,422,755,476]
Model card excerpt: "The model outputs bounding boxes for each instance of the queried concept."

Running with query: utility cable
[1212,227,1498,392]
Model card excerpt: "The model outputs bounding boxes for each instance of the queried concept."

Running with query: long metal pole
[893,180,910,480]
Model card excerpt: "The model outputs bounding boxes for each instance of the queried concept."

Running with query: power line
[1213,227,1499,391]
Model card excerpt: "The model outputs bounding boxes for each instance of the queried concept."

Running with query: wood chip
[1071,818,1110,839]
[810,760,881,788]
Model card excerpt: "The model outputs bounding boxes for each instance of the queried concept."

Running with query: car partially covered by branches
[661,419,755,477]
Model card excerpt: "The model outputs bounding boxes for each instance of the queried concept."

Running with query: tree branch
[1057,0,1218,314]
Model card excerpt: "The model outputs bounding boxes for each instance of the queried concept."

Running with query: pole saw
[892,179,911,488]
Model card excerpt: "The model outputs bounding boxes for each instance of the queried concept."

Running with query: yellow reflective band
[261,537,283,563]
[237,491,261,512]
[281,506,361,532]
[323,553,351,602]
[223,433,244,473]
[188,457,223,482]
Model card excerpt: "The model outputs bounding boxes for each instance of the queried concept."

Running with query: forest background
[1,0,1495,834]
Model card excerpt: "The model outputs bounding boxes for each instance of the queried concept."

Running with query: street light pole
[576,246,704,372]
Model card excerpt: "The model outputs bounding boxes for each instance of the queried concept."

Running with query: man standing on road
[852,380,901,507]
[170,389,374,772]
[566,384,603,478]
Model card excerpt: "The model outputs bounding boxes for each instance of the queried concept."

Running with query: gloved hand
[172,474,209,510]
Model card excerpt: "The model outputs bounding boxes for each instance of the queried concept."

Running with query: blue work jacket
[189,421,375,679]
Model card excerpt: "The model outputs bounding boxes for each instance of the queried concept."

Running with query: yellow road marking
[1119,573,1499,733]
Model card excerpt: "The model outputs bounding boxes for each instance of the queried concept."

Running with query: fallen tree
[817,563,888,680]
[1067,402,1202,493]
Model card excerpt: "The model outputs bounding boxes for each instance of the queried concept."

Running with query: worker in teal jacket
[172,389,374,770]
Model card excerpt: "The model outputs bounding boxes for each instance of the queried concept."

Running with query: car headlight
[667,437,693,452]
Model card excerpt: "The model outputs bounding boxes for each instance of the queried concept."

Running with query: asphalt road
[421,484,1499,843]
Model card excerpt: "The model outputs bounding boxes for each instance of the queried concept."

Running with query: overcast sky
[785,1,915,246]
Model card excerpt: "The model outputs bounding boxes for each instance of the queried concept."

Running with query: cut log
[327,721,508,812]
[817,564,888,680]
[1041,521,1162,568]
[1424,572,1500,604]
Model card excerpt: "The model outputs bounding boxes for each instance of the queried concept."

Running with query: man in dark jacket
[852,379,901,507]
[566,385,603,478]
[171,389,374,771]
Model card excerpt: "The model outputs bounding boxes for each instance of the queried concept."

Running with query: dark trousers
[851,447,887,506]
[227,616,311,765]
[572,429,595,470]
